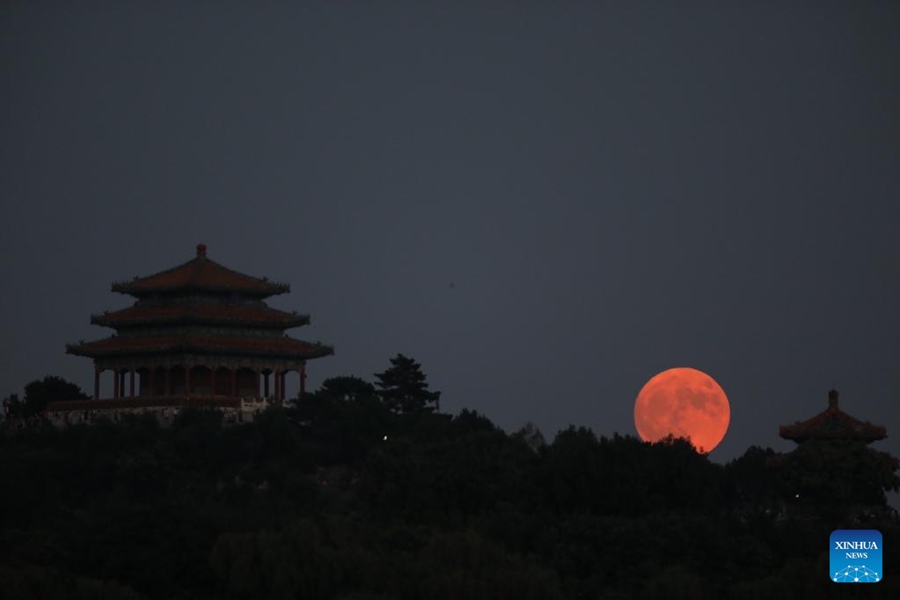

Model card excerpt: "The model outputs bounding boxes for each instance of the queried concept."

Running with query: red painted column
[274,371,281,400]
[281,372,286,400]
[149,369,155,397]
[120,372,125,397]
[185,367,191,395]
[113,372,119,399]
[129,370,135,398]
[255,370,261,397]
[164,368,170,396]
[230,369,237,397]
[264,373,270,397]
[94,367,101,399]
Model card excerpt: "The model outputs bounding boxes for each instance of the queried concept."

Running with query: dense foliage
[1,371,898,599]
[2,375,89,420]
[374,354,441,414]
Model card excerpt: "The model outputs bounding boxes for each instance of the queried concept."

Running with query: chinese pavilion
[49,244,332,424]
[774,389,896,521]
[779,389,887,445]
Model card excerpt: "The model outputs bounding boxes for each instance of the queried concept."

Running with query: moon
[633,367,730,453]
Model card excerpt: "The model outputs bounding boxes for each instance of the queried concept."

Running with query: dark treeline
[1,366,899,599]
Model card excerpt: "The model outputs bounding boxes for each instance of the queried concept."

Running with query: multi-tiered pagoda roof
[67,244,332,363]
[54,244,332,422]
[779,390,886,444]
[110,246,290,295]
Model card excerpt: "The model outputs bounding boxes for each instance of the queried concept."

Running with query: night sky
[2,3,898,465]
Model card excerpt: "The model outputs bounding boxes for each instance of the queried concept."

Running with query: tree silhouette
[1,393,22,421]
[771,439,900,523]
[374,354,441,414]
[318,376,377,401]
[3,368,900,599]
[20,375,89,418]
[513,421,547,453]
[725,445,781,517]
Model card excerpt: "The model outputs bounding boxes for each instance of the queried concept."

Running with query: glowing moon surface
[634,367,730,453]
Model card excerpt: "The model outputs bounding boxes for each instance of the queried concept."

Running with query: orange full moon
[634,367,730,453]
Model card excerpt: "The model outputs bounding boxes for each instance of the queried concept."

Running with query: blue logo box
[830,529,882,583]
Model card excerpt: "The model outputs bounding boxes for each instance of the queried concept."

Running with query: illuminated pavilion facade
[49,244,332,423]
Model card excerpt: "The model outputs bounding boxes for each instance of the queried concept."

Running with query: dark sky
[2,2,898,464]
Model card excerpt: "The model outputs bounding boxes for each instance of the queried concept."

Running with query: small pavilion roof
[779,390,887,444]
[111,244,289,296]
[91,304,310,329]
[67,334,333,360]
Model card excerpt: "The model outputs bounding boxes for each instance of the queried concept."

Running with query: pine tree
[374,354,441,414]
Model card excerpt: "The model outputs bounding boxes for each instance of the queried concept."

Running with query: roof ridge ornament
[111,245,289,296]
[778,387,886,444]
